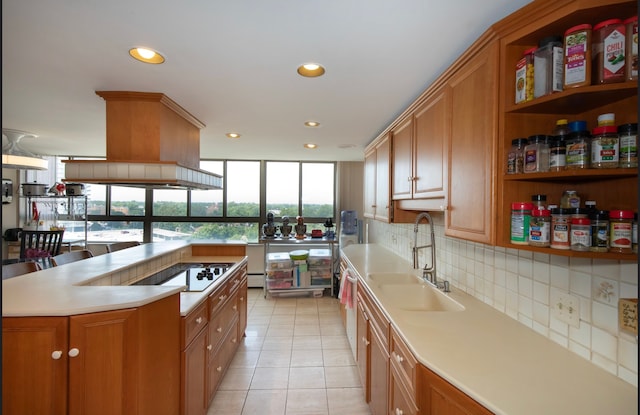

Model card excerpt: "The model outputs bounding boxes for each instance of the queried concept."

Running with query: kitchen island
[341,243,637,415]
[2,240,248,415]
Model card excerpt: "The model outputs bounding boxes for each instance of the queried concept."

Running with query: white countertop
[341,244,637,415]
[2,241,247,317]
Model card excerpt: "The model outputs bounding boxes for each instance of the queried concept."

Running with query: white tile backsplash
[367,217,638,386]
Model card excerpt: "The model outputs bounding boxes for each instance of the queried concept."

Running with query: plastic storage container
[593,19,626,84]
[266,252,294,270]
[515,47,536,104]
[534,35,564,98]
[625,16,638,81]
[618,123,638,168]
[511,202,534,245]
[564,24,592,88]
[591,126,619,168]
[307,249,332,267]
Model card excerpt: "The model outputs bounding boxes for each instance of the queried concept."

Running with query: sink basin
[367,272,422,285]
[377,284,465,312]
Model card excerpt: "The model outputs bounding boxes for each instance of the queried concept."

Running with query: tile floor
[207,288,371,415]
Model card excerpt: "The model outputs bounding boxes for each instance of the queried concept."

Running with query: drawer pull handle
[207,344,213,351]
[196,317,203,324]
[395,408,403,415]
[68,348,80,358]
[394,352,404,363]
[216,327,223,333]
[51,350,63,360]
[219,295,226,301]
[216,366,222,372]
[231,338,237,343]
[362,336,370,346]
[240,297,244,301]
[233,305,237,311]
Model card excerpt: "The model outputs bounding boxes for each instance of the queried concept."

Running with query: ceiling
[2,0,531,163]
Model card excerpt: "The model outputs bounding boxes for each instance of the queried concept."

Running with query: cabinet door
[2,317,69,415]
[389,364,418,415]
[392,117,414,200]
[369,326,389,415]
[182,327,208,415]
[364,146,377,219]
[237,275,248,338]
[356,296,370,402]
[375,134,391,222]
[420,365,492,415]
[413,87,448,200]
[68,308,138,415]
[446,39,498,244]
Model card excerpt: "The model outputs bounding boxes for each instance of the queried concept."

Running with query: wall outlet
[554,293,580,328]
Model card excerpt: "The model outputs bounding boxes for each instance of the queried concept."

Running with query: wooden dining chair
[106,241,141,253]
[19,230,65,259]
[2,261,42,280]
[51,249,94,266]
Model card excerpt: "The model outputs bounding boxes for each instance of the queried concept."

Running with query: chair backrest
[106,241,141,253]
[51,249,94,266]
[20,230,65,259]
[2,261,42,280]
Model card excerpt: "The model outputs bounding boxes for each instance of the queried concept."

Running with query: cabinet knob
[68,348,80,358]
[216,366,222,372]
[219,295,226,301]
[361,336,370,346]
[440,205,448,211]
[51,350,63,360]
[207,344,213,351]
[196,317,203,324]
[394,352,404,363]
[231,338,237,344]
[240,297,244,302]
[395,408,404,415]
[233,305,237,311]
[216,327,223,333]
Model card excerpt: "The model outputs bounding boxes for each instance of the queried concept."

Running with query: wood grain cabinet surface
[364,134,391,222]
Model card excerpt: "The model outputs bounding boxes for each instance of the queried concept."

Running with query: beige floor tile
[324,366,362,388]
[229,350,261,368]
[294,324,321,336]
[267,324,295,337]
[326,388,371,415]
[218,367,255,391]
[286,388,328,415]
[238,336,265,351]
[250,367,290,389]
[322,349,355,367]
[290,348,324,367]
[289,366,326,389]
[319,324,346,336]
[257,349,292,367]
[207,390,247,415]
[262,336,293,351]
[292,335,323,349]
[321,335,351,350]
[295,314,320,324]
[245,324,269,337]
[242,389,287,415]
[272,313,296,324]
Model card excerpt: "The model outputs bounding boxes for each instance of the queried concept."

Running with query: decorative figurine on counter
[324,218,335,239]
[294,215,307,239]
[280,216,292,238]
[262,212,276,238]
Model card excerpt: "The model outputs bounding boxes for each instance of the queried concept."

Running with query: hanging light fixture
[2,129,49,170]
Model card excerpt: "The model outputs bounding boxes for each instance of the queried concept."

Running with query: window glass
[153,222,259,243]
[110,186,145,216]
[266,162,299,218]
[153,189,187,216]
[191,161,224,217]
[85,184,107,215]
[226,161,260,217]
[302,163,334,218]
[87,221,144,242]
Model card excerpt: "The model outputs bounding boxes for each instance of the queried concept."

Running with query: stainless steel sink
[377,283,465,312]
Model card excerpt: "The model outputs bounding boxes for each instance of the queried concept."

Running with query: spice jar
[515,48,536,104]
[565,130,590,169]
[593,19,626,84]
[511,202,534,245]
[609,210,634,253]
[529,209,551,247]
[531,194,547,209]
[597,113,616,126]
[618,123,638,168]
[550,119,569,171]
[564,24,592,88]
[551,208,571,250]
[560,190,580,209]
[524,135,550,173]
[571,217,591,251]
[625,16,638,81]
[570,207,589,219]
[634,213,638,254]
[590,210,610,252]
[591,126,619,168]
[534,35,564,98]
[506,138,527,174]
[568,120,587,132]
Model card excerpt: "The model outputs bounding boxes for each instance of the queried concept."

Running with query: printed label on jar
[524,149,538,172]
[591,139,619,164]
[604,29,626,80]
[566,141,589,166]
[610,222,632,248]
[511,214,530,243]
[620,135,637,164]
[529,221,550,244]
[571,228,591,249]
[565,30,589,85]
[551,223,570,247]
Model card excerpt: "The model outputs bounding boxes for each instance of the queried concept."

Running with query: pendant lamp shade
[2,129,49,170]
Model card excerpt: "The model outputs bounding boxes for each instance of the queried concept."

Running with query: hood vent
[63,91,222,190]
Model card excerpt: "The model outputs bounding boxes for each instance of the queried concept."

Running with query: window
[302,163,334,218]
[266,162,299,217]
[226,161,260,217]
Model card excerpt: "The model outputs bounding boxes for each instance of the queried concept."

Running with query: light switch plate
[554,293,580,328]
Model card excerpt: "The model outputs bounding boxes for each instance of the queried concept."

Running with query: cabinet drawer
[360,285,390,347]
[228,268,246,294]
[207,316,240,402]
[181,301,208,349]
[390,363,418,415]
[209,284,230,316]
[391,326,417,394]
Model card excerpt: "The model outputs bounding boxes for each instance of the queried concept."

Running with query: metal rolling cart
[259,236,338,298]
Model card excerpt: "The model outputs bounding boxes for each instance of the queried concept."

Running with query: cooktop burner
[133,263,235,292]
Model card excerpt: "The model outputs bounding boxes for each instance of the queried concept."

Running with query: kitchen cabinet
[392,88,449,202]
[356,284,390,415]
[495,0,638,259]
[419,364,492,415]
[2,294,181,415]
[180,263,248,415]
[389,326,419,415]
[445,36,499,244]
[364,133,391,222]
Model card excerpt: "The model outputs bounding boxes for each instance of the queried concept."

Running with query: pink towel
[339,269,354,309]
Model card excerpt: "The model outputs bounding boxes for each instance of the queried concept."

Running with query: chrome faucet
[412,212,449,292]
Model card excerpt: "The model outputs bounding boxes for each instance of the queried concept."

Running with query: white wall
[367,213,638,386]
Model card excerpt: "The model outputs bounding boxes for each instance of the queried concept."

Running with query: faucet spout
[412,212,436,282]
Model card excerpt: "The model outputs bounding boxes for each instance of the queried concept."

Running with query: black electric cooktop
[133,263,235,292]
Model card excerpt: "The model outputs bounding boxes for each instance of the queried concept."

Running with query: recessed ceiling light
[128,47,165,64]
[304,143,317,149]
[226,133,241,139]
[304,121,320,127]
[297,63,325,77]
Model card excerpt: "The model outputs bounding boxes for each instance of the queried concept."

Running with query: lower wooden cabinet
[390,364,419,415]
[2,294,181,415]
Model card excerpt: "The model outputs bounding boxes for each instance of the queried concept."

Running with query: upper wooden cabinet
[364,134,391,222]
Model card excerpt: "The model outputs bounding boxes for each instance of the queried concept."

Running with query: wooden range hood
[63,91,222,190]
